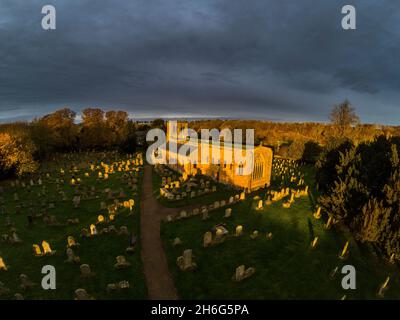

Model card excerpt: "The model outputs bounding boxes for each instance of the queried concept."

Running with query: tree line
[0,108,152,177]
[190,100,400,162]
[1,100,399,178]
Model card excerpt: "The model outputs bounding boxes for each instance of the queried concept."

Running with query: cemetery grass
[152,167,237,208]
[161,167,400,299]
[0,153,148,300]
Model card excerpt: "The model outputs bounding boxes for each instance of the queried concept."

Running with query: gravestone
[90,224,97,236]
[179,210,187,219]
[176,249,197,271]
[235,225,243,237]
[114,256,131,269]
[232,265,255,282]
[80,264,93,278]
[75,289,94,300]
[20,274,36,290]
[173,237,182,247]
[65,248,80,264]
[203,231,212,248]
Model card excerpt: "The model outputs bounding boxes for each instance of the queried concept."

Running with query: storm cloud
[0,0,399,123]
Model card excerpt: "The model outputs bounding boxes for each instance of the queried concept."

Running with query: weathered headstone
[203,231,212,248]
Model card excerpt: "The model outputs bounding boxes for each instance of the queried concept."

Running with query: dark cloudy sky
[0,0,399,124]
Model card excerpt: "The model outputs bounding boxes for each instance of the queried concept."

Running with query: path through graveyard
[140,165,179,299]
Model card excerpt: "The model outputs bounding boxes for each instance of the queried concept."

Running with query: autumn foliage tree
[105,110,129,147]
[80,108,108,149]
[0,132,38,176]
[37,108,78,151]
[286,140,305,160]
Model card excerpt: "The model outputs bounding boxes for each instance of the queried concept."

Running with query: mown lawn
[0,152,147,300]
[161,166,400,299]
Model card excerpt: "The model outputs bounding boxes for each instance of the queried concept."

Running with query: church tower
[166,121,189,143]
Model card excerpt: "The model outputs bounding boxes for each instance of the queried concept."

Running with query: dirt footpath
[140,165,179,300]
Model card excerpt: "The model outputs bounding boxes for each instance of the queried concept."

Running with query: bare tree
[330,99,360,137]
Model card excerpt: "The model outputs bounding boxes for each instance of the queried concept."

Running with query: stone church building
[161,121,273,192]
